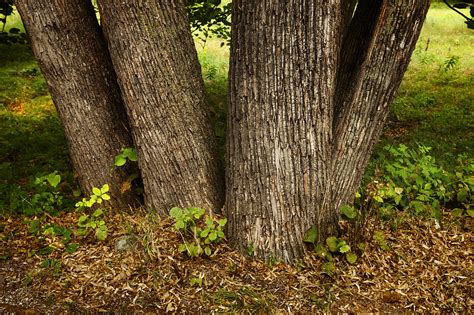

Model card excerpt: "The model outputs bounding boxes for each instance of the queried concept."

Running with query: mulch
[0,210,472,313]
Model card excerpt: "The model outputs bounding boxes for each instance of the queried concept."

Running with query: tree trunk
[98,0,224,215]
[226,0,341,262]
[16,0,136,209]
[226,0,430,262]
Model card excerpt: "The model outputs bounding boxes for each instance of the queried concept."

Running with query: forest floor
[1,3,473,313]
[1,210,472,313]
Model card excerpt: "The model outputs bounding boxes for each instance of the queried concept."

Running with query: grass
[1,4,473,213]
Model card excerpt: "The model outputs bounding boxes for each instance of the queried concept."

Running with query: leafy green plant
[169,206,227,257]
[76,208,108,241]
[303,228,359,276]
[75,184,110,211]
[14,171,65,216]
[377,145,449,220]
[114,147,138,167]
[73,184,110,241]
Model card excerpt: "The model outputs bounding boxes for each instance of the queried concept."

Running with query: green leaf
[467,209,474,218]
[394,187,403,195]
[92,187,101,195]
[303,226,318,243]
[374,195,384,203]
[178,243,187,253]
[326,236,339,252]
[114,156,126,167]
[78,215,89,226]
[93,208,103,217]
[346,252,357,264]
[200,229,209,238]
[125,148,138,162]
[209,231,217,241]
[46,173,61,188]
[204,246,212,256]
[340,205,358,220]
[338,244,351,254]
[169,207,182,219]
[102,194,111,201]
[101,184,109,193]
[217,230,225,238]
[95,227,107,241]
[217,218,227,227]
[175,220,185,230]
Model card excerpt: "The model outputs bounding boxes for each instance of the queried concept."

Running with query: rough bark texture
[331,0,431,213]
[98,0,224,215]
[16,0,135,209]
[227,0,430,262]
[226,0,341,262]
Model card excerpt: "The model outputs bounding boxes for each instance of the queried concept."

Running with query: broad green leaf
[95,227,107,241]
[101,184,109,193]
[374,196,384,203]
[346,252,357,264]
[209,231,217,241]
[340,205,358,220]
[114,156,126,167]
[175,220,185,230]
[467,209,474,218]
[92,187,101,195]
[218,218,227,227]
[394,187,403,194]
[169,207,182,219]
[93,208,103,217]
[339,244,351,253]
[102,194,111,201]
[205,246,212,256]
[200,229,209,238]
[47,173,61,188]
[303,226,318,243]
[126,149,138,161]
[326,236,339,252]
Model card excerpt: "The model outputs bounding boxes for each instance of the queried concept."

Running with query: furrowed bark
[331,0,431,212]
[98,0,224,215]
[226,0,341,262]
[16,0,136,209]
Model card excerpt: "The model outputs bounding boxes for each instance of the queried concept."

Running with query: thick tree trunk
[16,0,135,209]
[227,0,430,262]
[226,0,341,262]
[98,0,224,215]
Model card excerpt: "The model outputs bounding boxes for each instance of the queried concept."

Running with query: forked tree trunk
[98,0,224,214]
[226,0,430,262]
[16,0,136,209]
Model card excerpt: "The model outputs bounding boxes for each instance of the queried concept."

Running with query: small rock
[114,235,137,251]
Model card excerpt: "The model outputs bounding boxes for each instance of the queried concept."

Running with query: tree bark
[227,0,430,262]
[16,0,136,209]
[226,0,341,262]
[98,0,224,215]
[331,0,431,213]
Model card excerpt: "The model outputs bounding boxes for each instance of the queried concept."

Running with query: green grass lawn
[1,4,473,213]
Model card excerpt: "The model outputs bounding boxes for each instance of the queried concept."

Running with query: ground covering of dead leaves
[0,210,472,313]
